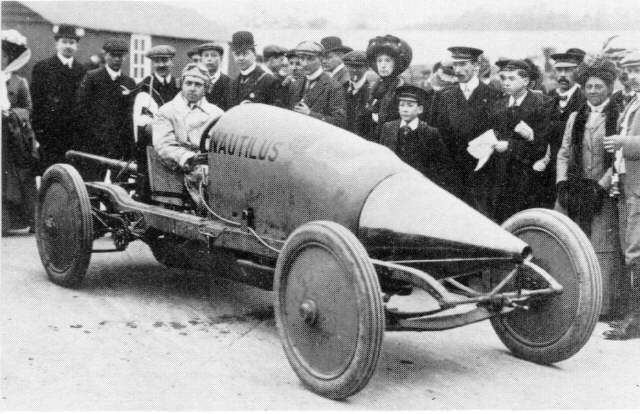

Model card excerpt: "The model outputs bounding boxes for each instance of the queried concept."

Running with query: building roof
[21,1,229,41]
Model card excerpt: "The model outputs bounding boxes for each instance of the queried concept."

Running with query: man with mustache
[431,46,501,213]
[31,24,86,173]
[263,44,291,108]
[535,51,587,208]
[602,51,640,340]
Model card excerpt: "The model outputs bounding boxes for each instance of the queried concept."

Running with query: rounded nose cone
[359,172,529,260]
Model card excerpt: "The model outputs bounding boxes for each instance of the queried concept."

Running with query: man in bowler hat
[31,24,87,173]
[75,38,136,180]
[290,41,346,128]
[198,42,231,110]
[320,36,352,86]
[228,31,278,107]
[379,85,452,188]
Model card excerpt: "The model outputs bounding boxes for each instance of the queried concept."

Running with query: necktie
[400,125,411,136]
[558,95,568,101]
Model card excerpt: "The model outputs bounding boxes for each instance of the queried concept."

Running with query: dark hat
[53,24,84,40]
[566,48,586,63]
[145,44,176,59]
[230,31,256,52]
[576,56,618,87]
[103,38,128,54]
[320,36,353,54]
[343,50,368,67]
[495,58,511,70]
[500,59,531,77]
[448,46,483,62]
[197,42,224,56]
[291,41,324,57]
[366,34,413,77]
[186,46,200,58]
[550,52,581,68]
[263,44,288,60]
[621,51,640,68]
[396,84,429,106]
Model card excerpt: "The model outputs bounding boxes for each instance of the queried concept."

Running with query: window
[130,34,151,82]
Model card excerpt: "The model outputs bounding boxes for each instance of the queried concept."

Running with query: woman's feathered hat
[365,34,412,77]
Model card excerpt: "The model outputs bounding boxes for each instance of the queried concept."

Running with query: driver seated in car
[153,63,224,208]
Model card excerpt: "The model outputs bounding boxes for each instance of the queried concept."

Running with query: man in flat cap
[154,63,224,208]
[431,46,501,211]
[602,51,640,340]
[320,36,352,87]
[131,45,179,201]
[290,41,346,128]
[186,46,202,64]
[343,50,374,138]
[379,85,452,189]
[538,51,587,207]
[198,42,231,110]
[263,45,291,108]
[490,59,548,221]
[228,31,278,107]
[75,38,136,180]
[31,24,87,173]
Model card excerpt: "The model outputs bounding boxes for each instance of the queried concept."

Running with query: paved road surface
[1,232,639,410]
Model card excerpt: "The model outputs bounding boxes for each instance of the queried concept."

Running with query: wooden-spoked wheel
[274,221,384,400]
[491,208,602,364]
[36,164,93,288]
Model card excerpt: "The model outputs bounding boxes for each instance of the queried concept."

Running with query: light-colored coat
[153,94,223,169]
[618,96,640,267]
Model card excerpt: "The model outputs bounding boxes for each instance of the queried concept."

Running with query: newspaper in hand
[467,129,498,171]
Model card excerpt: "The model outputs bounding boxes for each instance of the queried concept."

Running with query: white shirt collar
[57,53,74,68]
[180,94,208,112]
[154,73,172,84]
[330,63,345,78]
[105,64,121,81]
[400,117,420,131]
[588,98,610,113]
[508,91,528,107]
[556,83,579,99]
[208,69,221,84]
[350,75,367,94]
[239,63,257,76]
[306,67,324,81]
[459,76,479,93]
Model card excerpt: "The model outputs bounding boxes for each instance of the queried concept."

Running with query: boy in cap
[31,24,87,172]
[490,59,548,222]
[290,41,346,128]
[198,42,231,110]
[263,44,291,108]
[431,46,501,211]
[228,31,278,107]
[379,85,451,188]
[343,50,374,138]
[602,51,640,339]
[320,36,352,86]
[75,38,136,180]
[186,46,201,64]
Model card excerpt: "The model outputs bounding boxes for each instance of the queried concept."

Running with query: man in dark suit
[490,60,549,222]
[263,44,291,108]
[431,46,502,212]
[534,51,587,208]
[379,85,451,189]
[320,36,352,87]
[228,31,278,107]
[198,42,231,110]
[75,38,136,180]
[290,41,346,128]
[31,24,86,173]
[343,50,374,138]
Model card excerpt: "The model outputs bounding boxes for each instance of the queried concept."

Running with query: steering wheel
[199,116,221,153]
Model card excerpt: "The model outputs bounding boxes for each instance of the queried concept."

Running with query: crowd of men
[2,24,640,340]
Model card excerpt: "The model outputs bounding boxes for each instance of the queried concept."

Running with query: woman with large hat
[364,34,412,141]
[2,29,37,234]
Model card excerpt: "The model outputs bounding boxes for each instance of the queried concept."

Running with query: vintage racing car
[35,104,602,400]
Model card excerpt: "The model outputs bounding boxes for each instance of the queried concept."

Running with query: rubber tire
[274,221,384,400]
[490,208,602,364]
[36,164,93,288]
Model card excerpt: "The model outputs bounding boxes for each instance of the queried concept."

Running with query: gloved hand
[557,181,569,211]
